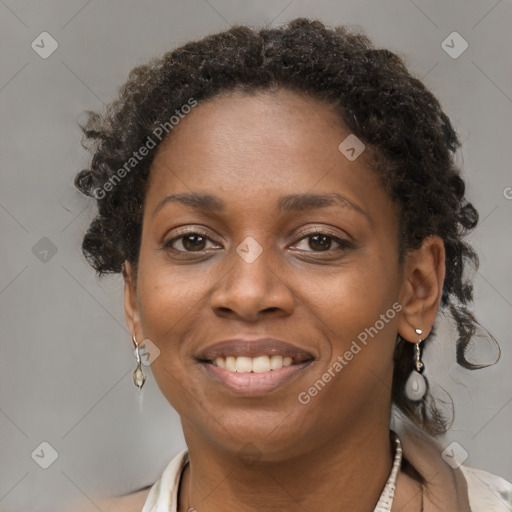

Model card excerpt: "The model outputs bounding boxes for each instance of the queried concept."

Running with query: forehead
[144,88,394,227]
[149,89,362,188]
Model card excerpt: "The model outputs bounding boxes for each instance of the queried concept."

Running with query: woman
[74,18,511,512]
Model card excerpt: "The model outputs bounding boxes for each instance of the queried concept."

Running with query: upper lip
[197,338,315,364]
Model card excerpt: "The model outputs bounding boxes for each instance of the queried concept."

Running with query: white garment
[460,465,512,511]
[140,450,186,512]
[141,447,512,512]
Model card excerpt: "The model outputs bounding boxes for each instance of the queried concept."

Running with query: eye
[163,228,352,255]
[164,230,222,253]
[291,231,352,253]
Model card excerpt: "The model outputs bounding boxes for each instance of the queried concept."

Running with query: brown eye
[181,234,207,251]
[292,232,351,253]
[307,234,332,251]
[164,232,220,252]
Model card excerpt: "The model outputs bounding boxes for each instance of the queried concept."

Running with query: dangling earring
[132,334,146,391]
[405,328,427,401]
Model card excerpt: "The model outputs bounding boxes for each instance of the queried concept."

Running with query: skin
[123,89,445,512]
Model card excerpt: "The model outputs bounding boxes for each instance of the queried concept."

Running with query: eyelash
[163,227,353,255]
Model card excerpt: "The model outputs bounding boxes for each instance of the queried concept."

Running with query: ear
[122,260,142,341]
[397,235,445,343]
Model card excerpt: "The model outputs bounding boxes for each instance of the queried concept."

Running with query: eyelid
[164,226,348,240]
[292,225,352,243]
[291,234,352,252]
[163,225,353,252]
[163,225,221,244]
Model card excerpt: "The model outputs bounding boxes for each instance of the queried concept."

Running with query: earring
[405,328,427,401]
[132,334,146,391]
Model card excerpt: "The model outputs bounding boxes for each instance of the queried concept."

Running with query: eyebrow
[152,192,369,221]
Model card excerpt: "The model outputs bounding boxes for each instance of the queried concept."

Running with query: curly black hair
[75,18,497,447]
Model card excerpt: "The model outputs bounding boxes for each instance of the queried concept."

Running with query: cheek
[308,251,399,329]
[306,253,400,380]
[137,262,209,342]
[135,265,209,409]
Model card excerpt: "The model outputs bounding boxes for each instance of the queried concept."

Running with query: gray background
[0,1,511,510]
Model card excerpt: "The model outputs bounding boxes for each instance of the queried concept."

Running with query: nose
[209,243,295,322]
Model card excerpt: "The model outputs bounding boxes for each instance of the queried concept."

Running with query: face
[125,88,407,460]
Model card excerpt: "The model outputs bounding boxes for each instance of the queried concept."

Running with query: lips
[197,338,315,364]
[196,338,315,396]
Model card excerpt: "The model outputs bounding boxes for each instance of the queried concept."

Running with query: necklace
[373,431,403,511]
[184,432,406,512]
[186,462,192,512]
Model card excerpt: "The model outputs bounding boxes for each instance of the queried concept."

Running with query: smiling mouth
[197,338,315,394]
[202,354,314,373]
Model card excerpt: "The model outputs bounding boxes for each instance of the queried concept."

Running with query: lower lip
[201,361,313,396]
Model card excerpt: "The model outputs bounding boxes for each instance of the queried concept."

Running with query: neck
[178,424,394,512]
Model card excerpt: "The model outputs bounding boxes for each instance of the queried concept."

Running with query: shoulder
[460,465,512,511]
[71,450,189,512]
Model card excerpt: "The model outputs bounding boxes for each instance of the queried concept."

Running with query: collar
[141,425,471,512]
[392,418,471,511]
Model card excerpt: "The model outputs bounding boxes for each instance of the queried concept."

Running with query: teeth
[269,355,283,369]
[215,357,226,369]
[225,356,237,372]
[252,356,270,373]
[235,356,253,373]
[212,355,299,373]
